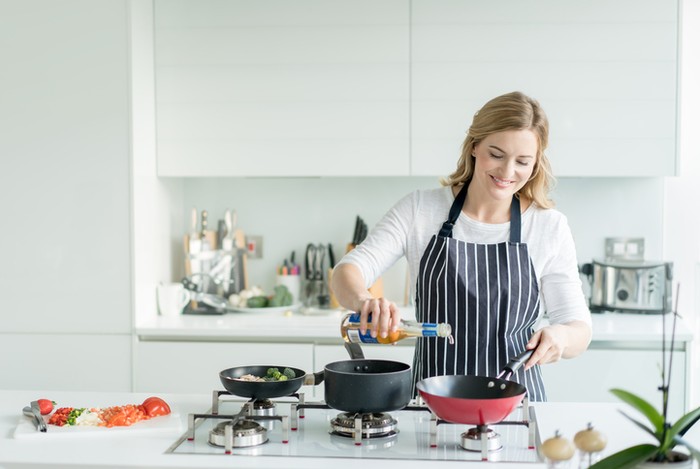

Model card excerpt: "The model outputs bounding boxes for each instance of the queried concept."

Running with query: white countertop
[1,390,697,468]
[135,307,693,345]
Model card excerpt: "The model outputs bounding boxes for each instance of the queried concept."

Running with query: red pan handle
[497,349,534,380]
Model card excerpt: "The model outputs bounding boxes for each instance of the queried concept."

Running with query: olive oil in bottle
[340,312,453,345]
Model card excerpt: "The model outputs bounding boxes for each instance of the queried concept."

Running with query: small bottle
[340,312,453,345]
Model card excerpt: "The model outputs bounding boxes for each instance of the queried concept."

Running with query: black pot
[322,359,412,413]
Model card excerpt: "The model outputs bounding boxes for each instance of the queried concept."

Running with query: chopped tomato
[99,405,148,427]
[48,407,73,426]
[141,397,171,417]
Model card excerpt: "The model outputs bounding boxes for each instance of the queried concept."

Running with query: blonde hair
[442,91,555,209]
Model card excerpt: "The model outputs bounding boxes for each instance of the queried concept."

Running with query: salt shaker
[574,422,607,468]
[542,430,575,468]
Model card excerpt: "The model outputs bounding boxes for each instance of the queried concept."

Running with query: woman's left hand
[524,321,592,369]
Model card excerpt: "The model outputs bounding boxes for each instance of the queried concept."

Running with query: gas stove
[167,390,542,463]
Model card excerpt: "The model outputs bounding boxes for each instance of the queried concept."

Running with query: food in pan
[233,367,296,382]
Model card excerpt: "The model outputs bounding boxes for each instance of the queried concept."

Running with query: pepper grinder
[542,430,575,468]
[574,422,607,468]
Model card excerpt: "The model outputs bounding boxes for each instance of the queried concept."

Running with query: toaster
[581,259,673,314]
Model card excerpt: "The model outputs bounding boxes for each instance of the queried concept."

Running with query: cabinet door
[314,343,415,399]
[0,333,131,392]
[410,0,678,177]
[155,0,409,176]
[134,341,314,395]
[0,0,131,334]
[541,348,686,420]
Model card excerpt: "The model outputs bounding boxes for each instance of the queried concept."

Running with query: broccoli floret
[269,285,293,307]
[282,368,296,379]
[277,375,288,381]
[266,367,279,377]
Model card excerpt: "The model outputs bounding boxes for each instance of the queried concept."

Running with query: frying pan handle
[344,342,365,360]
[303,371,325,386]
[499,349,534,379]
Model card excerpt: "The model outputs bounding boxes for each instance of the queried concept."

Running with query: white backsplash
[175,177,665,303]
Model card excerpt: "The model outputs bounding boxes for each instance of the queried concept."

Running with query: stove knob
[542,430,574,467]
[617,289,629,301]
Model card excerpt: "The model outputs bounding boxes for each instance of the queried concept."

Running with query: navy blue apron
[412,183,546,401]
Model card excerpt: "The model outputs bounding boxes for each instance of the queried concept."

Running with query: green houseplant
[591,296,700,468]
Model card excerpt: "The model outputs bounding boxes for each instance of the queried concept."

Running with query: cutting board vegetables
[14,396,180,439]
[14,412,182,438]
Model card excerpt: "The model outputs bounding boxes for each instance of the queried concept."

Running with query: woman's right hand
[357,297,402,339]
[330,263,402,338]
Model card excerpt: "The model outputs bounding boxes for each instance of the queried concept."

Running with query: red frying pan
[416,350,534,425]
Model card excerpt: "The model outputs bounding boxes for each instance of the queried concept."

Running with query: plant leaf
[610,388,665,432]
[674,406,700,438]
[619,410,661,442]
[589,444,659,469]
[674,435,700,462]
[659,406,700,452]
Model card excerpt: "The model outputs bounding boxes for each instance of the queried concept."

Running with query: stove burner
[460,426,502,452]
[249,399,276,416]
[330,412,398,439]
[208,420,268,448]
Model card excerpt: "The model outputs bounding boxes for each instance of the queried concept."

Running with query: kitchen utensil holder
[303,278,331,309]
[186,250,240,296]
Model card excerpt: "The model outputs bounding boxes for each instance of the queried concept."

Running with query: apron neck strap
[509,196,521,243]
[438,183,523,243]
[438,184,469,238]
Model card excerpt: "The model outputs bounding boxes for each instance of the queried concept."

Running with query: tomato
[141,397,171,417]
[99,405,147,427]
[37,399,55,415]
[105,412,127,427]
[48,407,73,426]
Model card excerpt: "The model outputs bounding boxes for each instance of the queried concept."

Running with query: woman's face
[471,129,538,202]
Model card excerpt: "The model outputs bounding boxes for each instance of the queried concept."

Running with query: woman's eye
[489,153,503,159]
[517,160,530,166]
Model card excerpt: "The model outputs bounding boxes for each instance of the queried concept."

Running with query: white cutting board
[13,411,183,439]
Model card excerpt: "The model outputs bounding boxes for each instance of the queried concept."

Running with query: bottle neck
[402,321,451,338]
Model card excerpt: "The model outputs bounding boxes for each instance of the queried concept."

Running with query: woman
[331,91,591,401]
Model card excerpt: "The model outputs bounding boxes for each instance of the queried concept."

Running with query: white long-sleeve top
[337,186,591,325]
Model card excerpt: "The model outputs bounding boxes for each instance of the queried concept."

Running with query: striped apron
[412,183,546,401]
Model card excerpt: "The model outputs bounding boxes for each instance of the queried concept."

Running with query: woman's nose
[499,158,517,176]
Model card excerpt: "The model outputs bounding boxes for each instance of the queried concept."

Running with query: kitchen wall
[173,176,665,302]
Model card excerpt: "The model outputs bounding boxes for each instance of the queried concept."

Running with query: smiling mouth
[491,176,515,187]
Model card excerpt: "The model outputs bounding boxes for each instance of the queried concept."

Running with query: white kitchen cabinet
[153,0,677,178]
[134,341,314,395]
[313,343,415,399]
[154,0,409,177]
[0,1,132,391]
[541,346,687,420]
[410,0,678,177]
[0,0,132,335]
[0,333,132,392]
